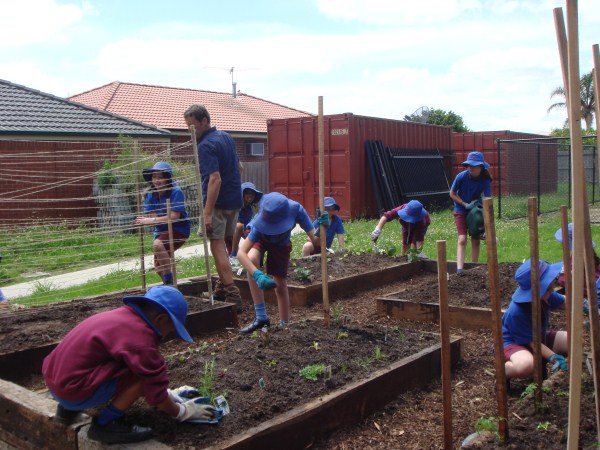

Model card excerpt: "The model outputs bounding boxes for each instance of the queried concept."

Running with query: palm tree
[547,70,595,129]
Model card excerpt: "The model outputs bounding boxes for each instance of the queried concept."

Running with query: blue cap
[511,259,563,303]
[241,182,263,204]
[143,162,173,183]
[324,197,340,211]
[397,200,426,224]
[461,151,490,169]
[123,286,192,342]
[554,223,595,250]
[250,192,299,235]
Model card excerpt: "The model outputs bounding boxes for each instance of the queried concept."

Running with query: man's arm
[204,171,222,232]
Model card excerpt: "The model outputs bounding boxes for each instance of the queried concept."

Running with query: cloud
[0,0,84,48]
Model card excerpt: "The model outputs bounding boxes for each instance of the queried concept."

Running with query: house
[69,81,313,191]
[0,79,173,224]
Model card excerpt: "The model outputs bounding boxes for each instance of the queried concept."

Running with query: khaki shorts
[207,208,240,240]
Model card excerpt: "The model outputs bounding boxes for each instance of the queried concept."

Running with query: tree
[548,70,595,129]
[404,107,470,132]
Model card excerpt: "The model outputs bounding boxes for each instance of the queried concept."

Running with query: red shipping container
[267,113,452,219]
[452,131,557,195]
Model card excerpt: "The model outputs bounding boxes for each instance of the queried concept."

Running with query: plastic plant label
[324,365,332,381]
[214,395,230,416]
[236,267,244,276]
[259,378,266,389]
[342,315,352,327]
[384,326,388,342]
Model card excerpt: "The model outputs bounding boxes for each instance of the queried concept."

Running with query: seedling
[265,359,277,368]
[341,363,348,374]
[474,416,501,441]
[311,341,320,351]
[537,421,551,431]
[199,358,217,401]
[299,363,327,381]
[337,331,349,339]
[294,267,312,282]
[250,330,258,339]
[331,304,344,326]
[372,346,387,361]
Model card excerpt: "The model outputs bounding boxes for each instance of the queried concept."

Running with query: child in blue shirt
[302,196,345,256]
[449,152,492,272]
[502,259,568,380]
[228,182,263,266]
[237,192,328,333]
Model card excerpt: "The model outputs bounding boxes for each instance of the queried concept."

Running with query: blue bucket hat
[462,151,490,169]
[241,182,263,204]
[250,192,299,235]
[324,196,340,211]
[143,162,173,183]
[123,285,192,342]
[554,223,595,250]
[511,259,563,303]
[397,200,426,223]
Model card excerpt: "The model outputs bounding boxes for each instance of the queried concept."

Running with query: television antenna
[202,66,258,96]
[408,106,431,123]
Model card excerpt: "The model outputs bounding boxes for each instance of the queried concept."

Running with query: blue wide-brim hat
[511,259,563,303]
[462,151,490,169]
[324,196,340,211]
[251,192,299,235]
[123,285,192,342]
[397,200,426,223]
[241,182,263,204]
[554,223,596,250]
[143,161,173,183]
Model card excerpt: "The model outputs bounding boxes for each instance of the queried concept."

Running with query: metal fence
[497,136,598,219]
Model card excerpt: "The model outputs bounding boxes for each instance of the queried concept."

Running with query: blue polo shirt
[451,170,492,213]
[502,292,565,347]
[313,214,345,248]
[238,204,257,227]
[143,185,191,238]
[247,203,314,246]
[197,127,243,210]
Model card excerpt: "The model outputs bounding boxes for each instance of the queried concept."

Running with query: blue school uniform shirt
[247,203,314,246]
[238,204,257,227]
[451,170,492,213]
[197,127,243,210]
[143,185,191,239]
[312,214,345,248]
[501,292,565,348]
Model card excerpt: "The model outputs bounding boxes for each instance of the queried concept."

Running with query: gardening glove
[464,200,478,210]
[549,353,568,372]
[175,399,216,422]
[252,269,277,290]
[371,227,382,242]
[317,212,330,227]
[168,385,201,404]
[326,248,335,255]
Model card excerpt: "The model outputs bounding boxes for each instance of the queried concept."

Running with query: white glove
[176,399,217,422]
[168,385,200,404]
[371,227,382,242]
[326,248,335,255]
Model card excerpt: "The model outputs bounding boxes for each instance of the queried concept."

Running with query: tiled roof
[0,79,172,137]
[68,81,313,133]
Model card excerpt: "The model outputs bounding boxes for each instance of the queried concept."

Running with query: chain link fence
[497,136,598,219]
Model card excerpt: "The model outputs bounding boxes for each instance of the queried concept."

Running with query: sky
[1,0,599,134]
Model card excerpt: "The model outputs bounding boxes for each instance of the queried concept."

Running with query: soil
[3,255,598,449]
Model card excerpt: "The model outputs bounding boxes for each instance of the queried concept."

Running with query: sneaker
[87,417,153,445]
[240,318,270,334]
[54,404,79,425]
[223,283,243,312]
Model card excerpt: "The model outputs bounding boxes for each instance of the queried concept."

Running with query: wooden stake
[528,197,543,411]
[560,206,572,353]
[564,2,585,447]
[436,240,452,449]
[593,45,600,188]
[483,197,508,442]
[166,199,178,287]
[318,96,330,327]
[134,140,146,290]
[189,126,214,304]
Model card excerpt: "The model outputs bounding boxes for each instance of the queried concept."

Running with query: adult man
[184,105,243,309]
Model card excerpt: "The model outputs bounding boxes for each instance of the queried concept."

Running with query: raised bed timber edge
[0,336,462,450]
[376,261,495,329]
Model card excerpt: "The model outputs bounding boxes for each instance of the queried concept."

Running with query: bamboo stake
[565,1,585,447]
[166,199,178,288]
[436,240,452,450]
[560,206,572,353]
[483,197,508,442]
[189,126,214,304]
[318,96,330,327]
[133,140,146,290]
[593,45,600,189]
[528,197,543,411]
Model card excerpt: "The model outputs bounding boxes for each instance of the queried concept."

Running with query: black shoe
[54,404,79,425]
[240,318,270,334]
[87,417,153,444]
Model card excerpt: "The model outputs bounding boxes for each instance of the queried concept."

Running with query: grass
[3,205,599,307]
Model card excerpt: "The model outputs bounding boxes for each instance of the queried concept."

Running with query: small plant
[265,359,277,368]
[310,341,320,351]
[474,416,501,441]
[520,382,538,400]
[537,421,551,431]
[355,357,371,370]
[199,358,217,400]
[341,363,348,374]
[294,267,312,281]
[299,363,327,381]
[372,346,387,361]
[250,330,259,339]
[337,331,349,339]
[331,304,344,326]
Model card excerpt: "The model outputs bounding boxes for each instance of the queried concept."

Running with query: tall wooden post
[166,199,178,287]
[134,140,146,290]
[528,197,543,411]
[318,96,330,327]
